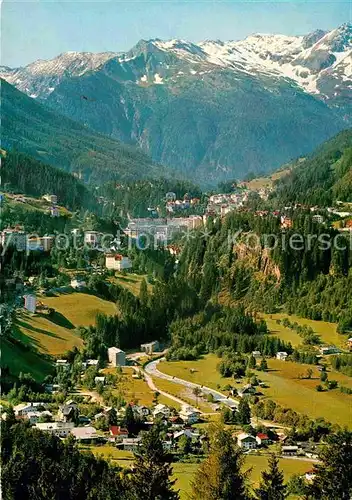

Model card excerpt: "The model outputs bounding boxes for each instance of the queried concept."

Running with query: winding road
[144,357,239,410]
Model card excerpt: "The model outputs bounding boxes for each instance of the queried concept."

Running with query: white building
[140,340,160,354]
[35,421,74,438]
[153,404,171,419]
[179,406,201,424]
[70,426,99,442]
[24,294,36,313]
[14,402,44,417]
[26,410,52,424]
[84,231,101,246]
[42,194,57,204]
[56,359,69,369]
[237,433,257,449]
[105,254,132,271]
[108,347,126,367]
[276,352,288,361]
[86,359,99,367]
[312,214,324,224]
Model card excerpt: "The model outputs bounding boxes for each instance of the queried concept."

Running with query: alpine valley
[1,22,351,184]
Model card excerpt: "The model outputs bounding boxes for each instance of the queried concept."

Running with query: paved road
[144,357,239,410]
[144,358,289,430]
[132,366,191,409]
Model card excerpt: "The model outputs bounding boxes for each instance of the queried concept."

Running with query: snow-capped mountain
[1,23,349,184]
[1,23,350,106]
[0,51,118,98]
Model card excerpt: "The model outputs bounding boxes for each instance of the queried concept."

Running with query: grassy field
[261,313,346,349]
[256,358,352,428]
[13,293,116,357]
[243,169,290,191]
[41,292,117,327]
[2,338,53,381]
[159,355,352,428]
[101,367,182,409]
[151,376,215,413]
[113,274,151,296]
[3,293,117,379]
[83,444,314,498]
[159,355,226,392]
[14,310,83,356]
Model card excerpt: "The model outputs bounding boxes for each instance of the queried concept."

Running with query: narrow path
[145,357,239,408]
[131,366,190,408]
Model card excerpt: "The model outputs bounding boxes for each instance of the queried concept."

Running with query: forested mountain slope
[1,80,164,185]
[2,151,96,211]
[273,129,352,205]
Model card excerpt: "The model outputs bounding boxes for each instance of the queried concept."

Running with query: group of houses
[7,398,204,453]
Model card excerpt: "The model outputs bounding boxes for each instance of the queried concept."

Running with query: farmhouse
[109,426,129,442]
[84,231,101,246]
[256,433,270,446]
[26,410,52,424]
[71,278,86,289]
[107,346,126,367]
[237,433,257,449]
[153,404,171,419]
[14,402,44,417]
[319,346,340,355]
[42,194,57,204]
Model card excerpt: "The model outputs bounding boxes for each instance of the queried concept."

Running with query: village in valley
[1,169,352,497]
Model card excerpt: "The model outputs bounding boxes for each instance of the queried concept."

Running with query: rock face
[1,23,350,185]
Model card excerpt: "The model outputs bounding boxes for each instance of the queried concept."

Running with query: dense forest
[2,418,352,500]
[273,128,352,205]
[2,151,97,211]
[177,210,352,334]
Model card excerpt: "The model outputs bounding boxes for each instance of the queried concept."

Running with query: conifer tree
[306,431,352,499]
[237,398,251,426]
[191,425,249,500]
[130,425,179,500]
[255,454,286,500]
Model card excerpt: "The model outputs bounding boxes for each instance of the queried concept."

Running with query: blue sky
[2,0,351,67]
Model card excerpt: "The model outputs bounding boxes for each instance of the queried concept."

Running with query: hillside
[1,79,164,185]
[273,128,352,205]
[2,150,96,211]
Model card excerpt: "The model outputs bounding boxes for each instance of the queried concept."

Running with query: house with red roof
[256,433,270,446]
[109,426,129,442]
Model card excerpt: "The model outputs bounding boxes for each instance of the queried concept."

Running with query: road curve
[144,357,239,410]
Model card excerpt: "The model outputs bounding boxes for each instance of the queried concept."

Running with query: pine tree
[259,357,268,371]
[255,454,286,500]
[130,425,179,500]
[108,407,118,426]
[306,431,352,499]
[248,355,256,369]
[237,398,251,426]
[191,425,249,500]
[139,278,148,306]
